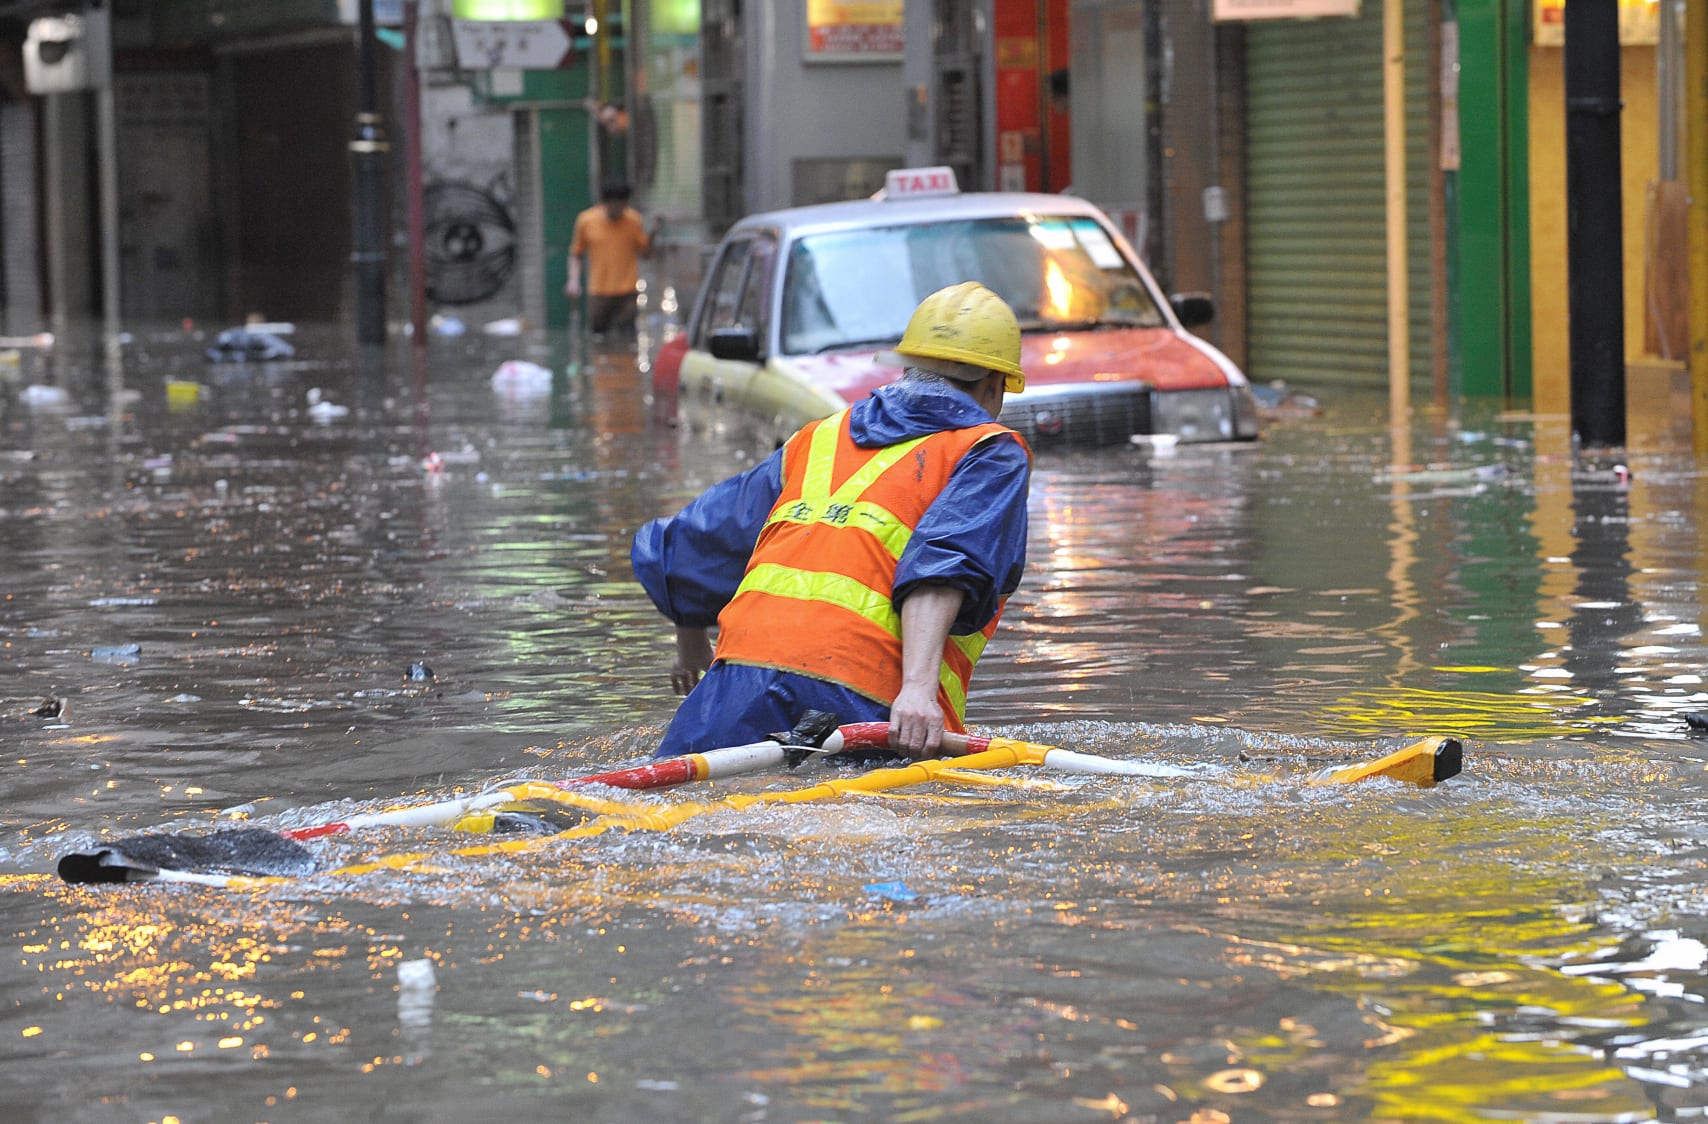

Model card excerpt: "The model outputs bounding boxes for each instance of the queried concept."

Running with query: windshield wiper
[814,337,900,355]
[1018,316,1155,332]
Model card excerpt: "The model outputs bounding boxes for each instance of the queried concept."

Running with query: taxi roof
[724,191,1118,243]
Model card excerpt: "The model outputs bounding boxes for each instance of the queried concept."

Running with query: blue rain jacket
[631,379,1031,757]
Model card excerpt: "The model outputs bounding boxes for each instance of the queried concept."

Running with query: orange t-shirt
[570,205,651,296]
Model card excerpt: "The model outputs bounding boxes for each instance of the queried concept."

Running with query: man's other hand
[671,627,714,695]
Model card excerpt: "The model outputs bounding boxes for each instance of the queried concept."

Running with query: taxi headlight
[1152,389,1238,442]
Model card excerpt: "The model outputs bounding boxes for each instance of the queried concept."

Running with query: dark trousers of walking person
[588,293,639,338]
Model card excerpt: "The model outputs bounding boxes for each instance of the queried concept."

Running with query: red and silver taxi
[653,168,1260,447]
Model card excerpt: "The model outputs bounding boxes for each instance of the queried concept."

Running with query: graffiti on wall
[424,179,517,305]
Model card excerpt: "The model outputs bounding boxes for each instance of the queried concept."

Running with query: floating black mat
[58,828,320,884]
[487,805,592,835]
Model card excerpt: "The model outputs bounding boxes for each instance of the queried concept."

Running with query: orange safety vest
[713,408,1025,729]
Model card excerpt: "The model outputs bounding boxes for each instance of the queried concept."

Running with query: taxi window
[696,234,777,347]
[697,238,752,342]
[737,237,776,329]
[779,215,1165,355]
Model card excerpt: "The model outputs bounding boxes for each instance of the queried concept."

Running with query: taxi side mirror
[1170,292,1215,329]
[708,326,761,362]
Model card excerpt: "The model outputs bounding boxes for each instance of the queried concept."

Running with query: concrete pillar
[42,92,94,332]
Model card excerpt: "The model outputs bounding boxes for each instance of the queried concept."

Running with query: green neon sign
[452,1,565,18]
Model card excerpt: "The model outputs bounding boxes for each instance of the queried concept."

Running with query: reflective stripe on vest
[713,408,1017,724]
[762,411,929,560]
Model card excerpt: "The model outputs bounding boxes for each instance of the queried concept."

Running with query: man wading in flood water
[631,282,1033,760]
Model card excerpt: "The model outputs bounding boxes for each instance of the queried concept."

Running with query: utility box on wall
[24,10,111,94]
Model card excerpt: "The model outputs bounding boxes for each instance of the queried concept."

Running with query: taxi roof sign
[881,166,960,200]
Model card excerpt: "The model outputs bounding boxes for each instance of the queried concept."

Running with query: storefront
[1239,1,1442,392]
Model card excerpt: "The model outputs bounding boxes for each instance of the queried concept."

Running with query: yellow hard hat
[893,281,1025,393]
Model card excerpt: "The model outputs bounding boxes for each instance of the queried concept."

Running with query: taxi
[653,168,1260,447]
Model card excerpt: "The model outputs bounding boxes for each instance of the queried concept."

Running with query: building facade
[5,0,1707,448]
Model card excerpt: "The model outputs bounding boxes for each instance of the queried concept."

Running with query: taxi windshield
[778,215,1166,355]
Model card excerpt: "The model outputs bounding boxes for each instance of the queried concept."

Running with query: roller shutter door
[1245,6,1433,389]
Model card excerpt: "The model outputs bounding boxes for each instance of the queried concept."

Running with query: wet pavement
[4,322,1708,1121]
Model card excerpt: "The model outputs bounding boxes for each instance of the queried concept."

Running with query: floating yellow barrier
[56,726,1464,889]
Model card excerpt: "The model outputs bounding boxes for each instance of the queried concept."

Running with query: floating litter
[20,384,68,407]
[490,360,553,394]
[398,958,437,993]
[863,881,918,902]
[397,958,437,1047]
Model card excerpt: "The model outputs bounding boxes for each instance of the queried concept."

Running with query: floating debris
[435,445,482,465]
[397,958,436,995]
[1130,433,1179,455]
[1250,380,1322,416]
[57,827,318,884]
[165,380,203,408]
[1375,463,1509,485]
[205,327,294,362]
[1571,461,1631,487]
[305,387,350,423]
[863,881,918,902]
[19,384,68,408]
[490,359,553,394]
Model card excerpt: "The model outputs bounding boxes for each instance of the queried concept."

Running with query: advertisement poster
[806,0,904,60]
[1534,0,1658,46]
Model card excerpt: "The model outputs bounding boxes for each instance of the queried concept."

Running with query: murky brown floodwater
[5,323,1708,1123]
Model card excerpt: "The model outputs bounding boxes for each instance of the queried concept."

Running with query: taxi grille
[999,385,1153,447]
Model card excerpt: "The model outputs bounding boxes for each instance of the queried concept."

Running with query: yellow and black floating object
[1308,736,1463,788]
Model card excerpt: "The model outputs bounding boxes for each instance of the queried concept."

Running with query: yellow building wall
[1527,45,1660,415]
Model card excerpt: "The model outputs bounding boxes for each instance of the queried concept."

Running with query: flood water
[5,324,1708,1122]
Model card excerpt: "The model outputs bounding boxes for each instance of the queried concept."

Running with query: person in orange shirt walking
[565,181,662,339]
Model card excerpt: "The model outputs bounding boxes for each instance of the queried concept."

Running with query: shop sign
[451,18,577,69]
[1211,0,1359,19]
[1533,0,1658,47]
[806,0,903,61]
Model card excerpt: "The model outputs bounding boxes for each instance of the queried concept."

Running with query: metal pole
[592,0,607,189]
[1384,0,1410,432]
[1564,0,1627,450]
[1427,0,1448,413]
[96,34,120,358]
[42,94,68,336]
[351,0,389,347]
[403,0,427,348]
[1687,0,1708,453]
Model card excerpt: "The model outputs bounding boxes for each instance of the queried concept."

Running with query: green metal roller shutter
[1245,5,1434,390]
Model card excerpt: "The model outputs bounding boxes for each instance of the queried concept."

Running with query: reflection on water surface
[3,329,1708,1120]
